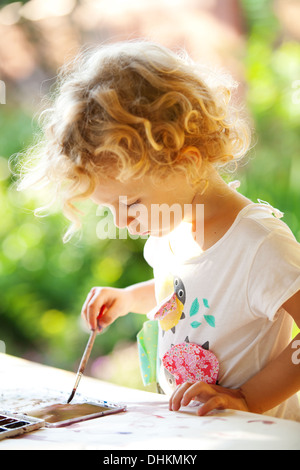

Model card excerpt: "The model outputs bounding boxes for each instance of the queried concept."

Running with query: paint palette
[27,401,127,428]
[0,411,44,440]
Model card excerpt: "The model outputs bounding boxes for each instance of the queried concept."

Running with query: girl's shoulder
[239,201,295,239]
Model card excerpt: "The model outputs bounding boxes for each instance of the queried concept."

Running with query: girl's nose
[113,206,133,230]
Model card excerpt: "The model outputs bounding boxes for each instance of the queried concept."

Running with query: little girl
[18,41,300,421]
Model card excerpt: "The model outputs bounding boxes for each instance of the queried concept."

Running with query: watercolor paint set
[28,401,127,428]
[0,411,44,440]
[0,399,126,439]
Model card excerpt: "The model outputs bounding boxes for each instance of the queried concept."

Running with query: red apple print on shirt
[162,342,219,386]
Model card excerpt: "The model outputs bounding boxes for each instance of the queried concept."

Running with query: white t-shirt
[143,202,300,421]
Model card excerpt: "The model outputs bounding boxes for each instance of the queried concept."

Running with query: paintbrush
[67,328,97,404]
[67,306,105,404]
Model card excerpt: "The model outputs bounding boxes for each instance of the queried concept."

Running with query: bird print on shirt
[154,276,186,334]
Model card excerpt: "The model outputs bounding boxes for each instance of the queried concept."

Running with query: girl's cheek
[113,206,129,229]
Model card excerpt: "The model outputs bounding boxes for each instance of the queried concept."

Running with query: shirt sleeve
[247,229,300,321]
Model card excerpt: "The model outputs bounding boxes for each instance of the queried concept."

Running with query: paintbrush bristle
[67,389,76,404]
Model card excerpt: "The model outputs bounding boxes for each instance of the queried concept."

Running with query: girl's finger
[181,382,218,406]
[86,290,108,330]
[169,382,192,411]
[81,287,97,323]
[197,395,227,416]
[96,304,118,329]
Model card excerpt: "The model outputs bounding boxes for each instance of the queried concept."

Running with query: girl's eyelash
[127,199,141,207]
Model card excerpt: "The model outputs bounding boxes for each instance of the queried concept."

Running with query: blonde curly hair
[17,40,251,241]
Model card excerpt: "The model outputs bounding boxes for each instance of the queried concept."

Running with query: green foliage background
[0,0,299,388]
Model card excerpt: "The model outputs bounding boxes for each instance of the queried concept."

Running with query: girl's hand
[169,382,249,416]
[81,286,134,331]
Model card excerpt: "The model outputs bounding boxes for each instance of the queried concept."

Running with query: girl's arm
[125,280,157,315]
[240,290,300,414]
[170,289,300,416]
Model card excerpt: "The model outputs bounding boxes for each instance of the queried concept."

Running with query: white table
[0,353,299,450]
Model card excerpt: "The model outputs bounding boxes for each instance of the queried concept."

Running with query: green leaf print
[203,298,210,308]
[204,315,215,327]
[189,298,200,317]
[191,321,202,328]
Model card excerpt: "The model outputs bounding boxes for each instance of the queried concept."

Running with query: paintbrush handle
[67,329,97,403]
[77,328,97,375]
[79,305,106,374]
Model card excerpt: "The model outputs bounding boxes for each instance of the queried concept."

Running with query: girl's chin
[128,229,149,236]
[147,228,174,237]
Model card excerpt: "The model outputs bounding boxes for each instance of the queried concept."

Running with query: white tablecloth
[0,353,299,450]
